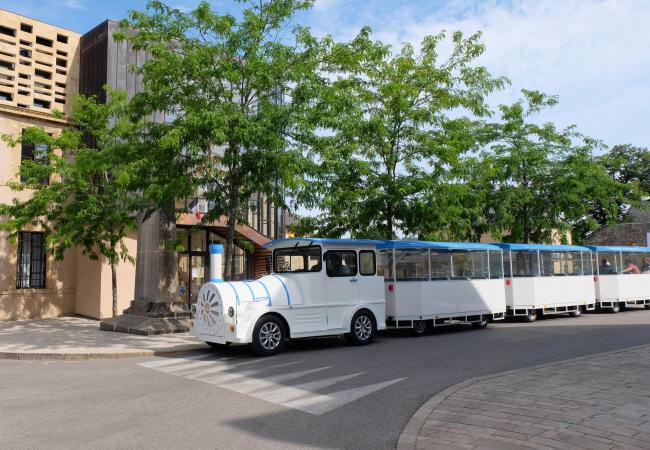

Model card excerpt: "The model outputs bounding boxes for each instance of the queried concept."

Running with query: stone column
[100,205,191,335]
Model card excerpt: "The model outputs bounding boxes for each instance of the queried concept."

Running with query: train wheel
[611,303,621,314]
[252,316,286,356]
[569,308,582,318]
[472,318,489,329]
[525,310,537,322]
[412,320,427,336]
[645,304,650,310]
[346,310,375,345]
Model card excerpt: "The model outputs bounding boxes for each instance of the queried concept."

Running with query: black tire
[569,307,582,318]
[412,320,428,336]
[525,310,537,322]
[346,310,375,345]
[611,303,621,314]
[206,341,231,349]
[472,318,489,329]
[251,315,286,356]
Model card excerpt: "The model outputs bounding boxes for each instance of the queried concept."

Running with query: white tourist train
[190,238,650,355]
[587,245,650,312]
[496,244,596,322]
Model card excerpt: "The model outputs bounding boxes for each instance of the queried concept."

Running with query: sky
[2,0,649,149]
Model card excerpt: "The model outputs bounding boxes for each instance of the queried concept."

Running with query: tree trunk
[224,178,240,281]
[386,202,394,240]
[111,258,118,318]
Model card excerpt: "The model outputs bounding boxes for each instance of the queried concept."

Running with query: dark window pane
[324,250,357,277]
[16,232,46,289]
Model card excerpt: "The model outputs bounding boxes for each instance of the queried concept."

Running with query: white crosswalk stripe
[138,354,405,415]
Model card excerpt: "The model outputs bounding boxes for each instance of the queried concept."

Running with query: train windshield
[274,246,322,273]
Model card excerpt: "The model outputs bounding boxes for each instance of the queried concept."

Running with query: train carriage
[496,243,596,321]
[587,245,650,312]
[376,241,506,334]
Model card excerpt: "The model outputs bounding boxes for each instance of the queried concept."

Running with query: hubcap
[259,322,282,350]
[354,315,372,340]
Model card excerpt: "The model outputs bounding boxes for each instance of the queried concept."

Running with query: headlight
[228,306,235,317]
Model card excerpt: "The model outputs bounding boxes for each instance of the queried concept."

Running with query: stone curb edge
[0,345,207,361]
[395,342,650,450]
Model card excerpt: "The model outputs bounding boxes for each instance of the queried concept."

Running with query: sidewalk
[399,344,650,450]
[0,316,207,360]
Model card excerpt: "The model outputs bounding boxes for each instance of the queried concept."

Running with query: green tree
[296,28,506,239]
[0,91,142,317]
[465,90,630,243]
[600,144,650,194]
[118,0,316,279]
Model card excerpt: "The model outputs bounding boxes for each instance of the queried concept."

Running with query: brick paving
[410,345,650,450]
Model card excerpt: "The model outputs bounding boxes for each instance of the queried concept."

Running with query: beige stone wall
[0,9,80,116]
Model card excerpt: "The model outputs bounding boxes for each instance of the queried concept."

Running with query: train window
[359,251,376,276]
[540,252,565,276]
[377,250,394,281]
[511,251,539,277]
[451,250,489,279]
[582,252,593,275]
[324,250,357,277]
[430,251,451,280]
[395,249,428,281]
[622,252,645,275]
[488,250,503,278]
[274,246,322,273]
[597,253,619,274]
[567,252,583,276]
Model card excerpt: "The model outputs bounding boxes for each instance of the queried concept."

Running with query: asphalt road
[3,310,650,450]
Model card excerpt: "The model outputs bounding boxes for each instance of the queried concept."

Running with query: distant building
[0,10,286,321]
[586,205,650,247]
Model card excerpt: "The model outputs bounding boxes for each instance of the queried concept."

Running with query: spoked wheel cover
[196,284,223,335]
[354,314,373,341]
[258,321,282,351]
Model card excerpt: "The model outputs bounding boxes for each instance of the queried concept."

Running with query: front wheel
[252,316,286,356]
[346,310,375,345]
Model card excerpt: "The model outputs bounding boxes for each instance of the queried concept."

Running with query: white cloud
[307,0,650,147]
[60,0,87,10]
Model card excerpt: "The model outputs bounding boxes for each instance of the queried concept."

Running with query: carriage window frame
[273,245,322,274]
[378,249,394,281]
[324,250,358,277]
[395,249,430,282]
[359,250,376,276]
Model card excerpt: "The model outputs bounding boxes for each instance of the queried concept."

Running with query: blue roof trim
[586,245,650,253]
[377,240,501,251]
[263,238,384,249]
[494,243,590,252]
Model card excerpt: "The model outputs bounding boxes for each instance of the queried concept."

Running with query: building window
[21,140,49,184]
[16,232,46,289]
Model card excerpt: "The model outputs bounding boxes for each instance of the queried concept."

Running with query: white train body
[589,246,650,310]
[190,239,386,346]
[190,239,650,352]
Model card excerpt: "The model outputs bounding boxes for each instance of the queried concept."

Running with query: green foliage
[0,89,142,316]
[118,0,317,278]
[457,90,632,243]
[600,144,650,194]
[295,28,507,239]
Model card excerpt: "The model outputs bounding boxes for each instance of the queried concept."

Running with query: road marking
[139,355,405,415]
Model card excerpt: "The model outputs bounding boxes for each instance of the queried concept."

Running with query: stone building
[0,9,287,321]
[586,205,650,247]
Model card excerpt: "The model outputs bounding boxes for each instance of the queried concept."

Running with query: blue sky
[2,0,649,149]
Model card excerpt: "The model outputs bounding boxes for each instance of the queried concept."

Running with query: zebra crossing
[138,352,405,415]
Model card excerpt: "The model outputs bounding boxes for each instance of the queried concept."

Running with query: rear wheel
[346,310,375,345]
[472,318,489,329]
[525,310,538,322]
[569,307,582,318]
[611,303,621,314]
[252,316,286,356]
[412,320,428,336]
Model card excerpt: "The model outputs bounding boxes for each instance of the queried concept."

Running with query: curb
[0,345,207,361]
[395,343,650,450]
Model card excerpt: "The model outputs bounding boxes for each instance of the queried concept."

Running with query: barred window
[21,140,49,185]
[16,232,46,289]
